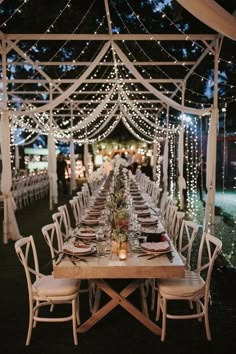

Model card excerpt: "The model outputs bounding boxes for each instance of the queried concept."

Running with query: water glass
[96,228,108,257]
[96,239,107,257]
[138,235,147,245]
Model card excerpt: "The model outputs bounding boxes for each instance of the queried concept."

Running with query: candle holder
[118,248,127,261]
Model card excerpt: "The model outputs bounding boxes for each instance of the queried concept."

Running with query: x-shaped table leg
[78,279,161,335]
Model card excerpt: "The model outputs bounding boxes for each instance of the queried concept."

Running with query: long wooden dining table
[53,241,185,336]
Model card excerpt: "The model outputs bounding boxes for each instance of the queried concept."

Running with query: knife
[147,251,172,260]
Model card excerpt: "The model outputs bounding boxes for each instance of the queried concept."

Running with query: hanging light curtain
[0,111,21,243]
[70,139,76,192]
[178,126,185,209]
[163,139,169,192]
[12,42,111,117]
[113,42,210,116]
[47,130,58,210]
[204,108,218,231]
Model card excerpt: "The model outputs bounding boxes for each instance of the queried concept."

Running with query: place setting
[81,216,100,226]
[63,242,96,257]
[135,238,172,260]
[76,227,97,240]
[137,215,159,227]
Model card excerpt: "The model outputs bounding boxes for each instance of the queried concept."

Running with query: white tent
[0,0,235,242]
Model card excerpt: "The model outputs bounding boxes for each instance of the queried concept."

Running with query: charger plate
[141,241,170,253]
[63,243,96,255]
[77,228,96,239]
[138,216,158,224]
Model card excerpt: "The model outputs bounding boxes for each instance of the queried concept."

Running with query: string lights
[0,0,29,29]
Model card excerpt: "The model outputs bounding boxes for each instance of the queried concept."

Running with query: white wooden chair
[15,236,80,345]
[169,211,185,246]
[58,204,74,237]
[69,196,82,226]
[52,211,68,241]
[156,233,222,341]
[41,222,63,262]
[159,191,169,225]
[165,204,178,235]
[177,220,200,269]
[76,191,89,217]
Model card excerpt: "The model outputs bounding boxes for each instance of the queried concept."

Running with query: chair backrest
[159,191,169,223]
[76,191,87,215]
[81,187,90,208]
[41,223,63,264]
[69,197,81,226]
[165,204,177,235]
[52,211,68,241]
[196,232,222,297]
[151,184,161,206]
[170,211,185,246]
[83,182,92,197]
[58,204,72,235]
[178,220,199,269]
[15,236,41,295]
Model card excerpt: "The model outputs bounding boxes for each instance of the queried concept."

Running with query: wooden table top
[53,246,185,280]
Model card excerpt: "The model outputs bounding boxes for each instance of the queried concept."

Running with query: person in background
[126,151,132,170]
[120,152,128,167]
[141,156,152,179]
[131,151,138,174]
[57,152,69,195]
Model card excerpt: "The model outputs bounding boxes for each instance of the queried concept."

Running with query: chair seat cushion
[33,275,80,297]
[158,270,205,299]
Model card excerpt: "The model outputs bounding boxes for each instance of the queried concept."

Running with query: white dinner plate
[141,241,170,253]
[63,243,96,255]
[133,201,147,206]
[134,210,151,217]
[82,218,99,225]
[138,216,159,224]
[77,228,96,239]
[88,210,101,216]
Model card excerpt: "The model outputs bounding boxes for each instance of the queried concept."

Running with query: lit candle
[119,249,127,261]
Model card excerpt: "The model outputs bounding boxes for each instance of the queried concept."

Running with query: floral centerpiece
[105,165,130,254]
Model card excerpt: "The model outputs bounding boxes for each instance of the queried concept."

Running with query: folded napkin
[134,206,149,211]
[136,212,151,218]
[142,232,167,243]
[140,222,158,227]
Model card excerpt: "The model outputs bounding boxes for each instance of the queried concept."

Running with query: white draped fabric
[12,42,111,117]
[47,132,58,210]
[70,139,76,192]
[163,139,169,192]
[178,127,185,209]
[204,108,218,231]
[176,0,236,41]
[121,89,175,133]
[88,105,119,139]
[0,111,21,243]
[113,42,211,116]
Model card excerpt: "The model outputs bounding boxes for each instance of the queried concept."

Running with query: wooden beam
[0,33,217,41]
[2,78,183,84]
[7,99,162,104]
[7,90,174,95]
[4,61,196,66]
